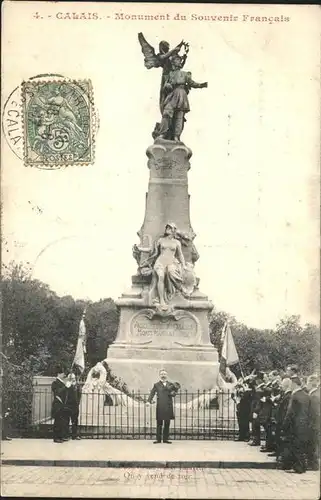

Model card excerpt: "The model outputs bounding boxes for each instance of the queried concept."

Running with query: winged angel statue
[138,33,208,142]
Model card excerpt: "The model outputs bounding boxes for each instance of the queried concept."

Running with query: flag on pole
[72,309,87,373]
[219,322,241,380]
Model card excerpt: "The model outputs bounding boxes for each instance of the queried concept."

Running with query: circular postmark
[2,74,99,170]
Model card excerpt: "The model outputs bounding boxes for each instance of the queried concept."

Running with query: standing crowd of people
[233,365,320,473]
[51,366,82,443]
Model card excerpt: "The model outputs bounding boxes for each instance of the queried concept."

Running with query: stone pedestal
[107,139,219,393]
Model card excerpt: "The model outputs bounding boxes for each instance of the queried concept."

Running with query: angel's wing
[138,32,160,69]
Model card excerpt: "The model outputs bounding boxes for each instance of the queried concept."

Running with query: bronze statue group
[138,33,207,142]
[232,365,320,474]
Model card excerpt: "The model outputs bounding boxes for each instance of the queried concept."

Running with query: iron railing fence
[6,387,239,440]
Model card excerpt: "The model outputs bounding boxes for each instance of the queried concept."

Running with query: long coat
[276,391,292,428]
[148,381,176,421]
[51,379,68,418]
[275,390,292,445]
[309,387,320,437]
[250,386,263,421]
[259,388,273,425]
[282,388,310,442]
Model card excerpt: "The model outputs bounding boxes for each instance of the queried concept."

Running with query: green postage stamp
[22,79,94,168]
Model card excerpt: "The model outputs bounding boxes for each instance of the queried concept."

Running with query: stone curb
[2,459,277,469]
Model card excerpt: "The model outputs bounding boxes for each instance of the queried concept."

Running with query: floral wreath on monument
[82,361,181,406]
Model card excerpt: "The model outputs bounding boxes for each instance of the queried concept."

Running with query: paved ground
[1,439,319,498]
[1,439,276,466]
[1,465,320,498]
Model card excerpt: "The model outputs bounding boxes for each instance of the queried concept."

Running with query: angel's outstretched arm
[188,78,208,89]
[158,41,184,61]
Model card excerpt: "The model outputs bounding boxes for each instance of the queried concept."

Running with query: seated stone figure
[139,223,198,309]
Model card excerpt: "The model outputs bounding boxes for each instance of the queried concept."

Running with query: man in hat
[281,375,310,473]
[146,369,180,444]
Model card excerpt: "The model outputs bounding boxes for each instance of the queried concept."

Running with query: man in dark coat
[249,378,264,446]
[274,377,292,460]
[266,379,282,455]
[281,376,310,473]
[306,375,320,470]
[259,381,274,452]
[65,373,82,440]
[232,379,252,441]
[147,369,180,444]
[51,366,70,443]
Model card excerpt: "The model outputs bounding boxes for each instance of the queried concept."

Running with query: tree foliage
[85,299,119,367]
[209,309,320,375]
[1,262,119,380]
[2,261,319,401]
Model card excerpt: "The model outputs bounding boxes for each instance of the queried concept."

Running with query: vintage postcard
[1,1,320,499]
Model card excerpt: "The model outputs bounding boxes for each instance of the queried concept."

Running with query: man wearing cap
[281,375,310,473]
[147,369,180,444]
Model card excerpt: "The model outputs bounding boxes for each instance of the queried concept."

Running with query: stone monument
[107,34,219,393]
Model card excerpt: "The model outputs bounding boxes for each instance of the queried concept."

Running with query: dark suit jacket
[51,378,68,418]
[309,387,320,436]
[66,384,82,414]
[259,388,273,424]
[238,390,252,417]
[148,381,176,421]
[276,391,291,427]
[283,388,310,441]
[251,386,263,418]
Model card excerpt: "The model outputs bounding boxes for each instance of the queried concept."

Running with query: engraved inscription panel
[151,157,184,179]
[130,311,199,346]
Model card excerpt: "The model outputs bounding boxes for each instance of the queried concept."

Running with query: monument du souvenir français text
[106,34,219,393]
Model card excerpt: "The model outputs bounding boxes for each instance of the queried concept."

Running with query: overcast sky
[2,2,320,328]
